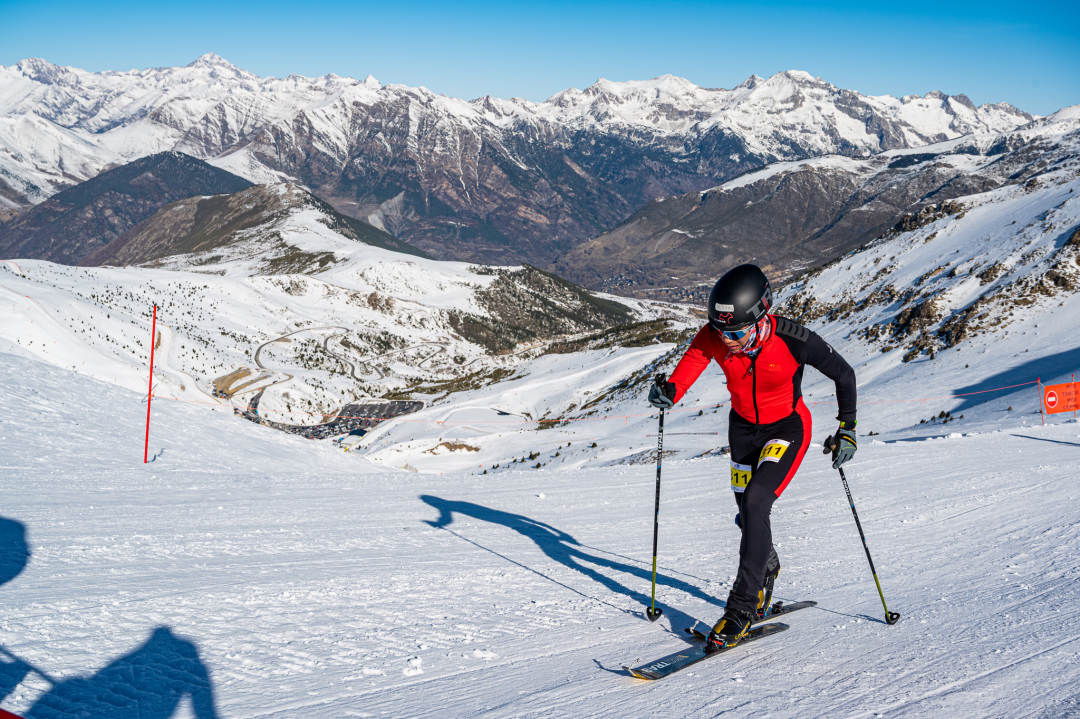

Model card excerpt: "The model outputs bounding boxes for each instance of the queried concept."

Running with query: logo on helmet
[714,303,735,313]
[714,311,735,324]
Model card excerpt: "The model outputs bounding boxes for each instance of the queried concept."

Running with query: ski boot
[754,560,781,620]
[705,607,753,654]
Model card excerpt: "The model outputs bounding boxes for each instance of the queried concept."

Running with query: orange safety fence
[1041,379,1080,415]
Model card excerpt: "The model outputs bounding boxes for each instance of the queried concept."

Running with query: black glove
[824,421,857,469]
[648,375,676,409]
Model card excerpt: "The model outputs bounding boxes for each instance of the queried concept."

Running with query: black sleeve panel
[776,316,857,424]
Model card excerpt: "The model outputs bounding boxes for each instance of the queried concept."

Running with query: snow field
[1,348,1078,717]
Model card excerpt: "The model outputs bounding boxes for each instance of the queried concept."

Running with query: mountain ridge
[83,181,429,272]
[556,112,1080,300]
[0,55,1036,277]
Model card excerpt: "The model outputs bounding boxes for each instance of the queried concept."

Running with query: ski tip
[623,665,654,681]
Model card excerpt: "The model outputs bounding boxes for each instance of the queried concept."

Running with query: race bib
[730,462,752,493]
[759,439,791,464]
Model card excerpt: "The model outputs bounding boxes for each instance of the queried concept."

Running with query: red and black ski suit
[667,315,857,614]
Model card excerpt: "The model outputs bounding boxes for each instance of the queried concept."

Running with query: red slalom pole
[144,304,157,463]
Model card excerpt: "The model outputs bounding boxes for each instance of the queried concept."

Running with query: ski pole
[647,395,665,621]
[824,436,900,625]
[0,644,57,685]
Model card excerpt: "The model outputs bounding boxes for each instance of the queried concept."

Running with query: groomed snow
[1,341,1078,717]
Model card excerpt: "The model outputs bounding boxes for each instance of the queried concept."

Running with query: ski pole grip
[822,435,837,455]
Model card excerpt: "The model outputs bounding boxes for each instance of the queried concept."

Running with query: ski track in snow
[1,349,1078,717]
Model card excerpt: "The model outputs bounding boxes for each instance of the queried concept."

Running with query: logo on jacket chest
[723,351,783,381]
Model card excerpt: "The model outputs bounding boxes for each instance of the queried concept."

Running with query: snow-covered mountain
[777,107,1080,366]
[0,55,1035,271]
[557,108,1080,300]
[1,107,1076,461]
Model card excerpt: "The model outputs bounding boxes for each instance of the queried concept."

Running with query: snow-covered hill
[0,55,1035,271]
[0,222,686,430]
[86,180,425,270]
[779,108,1080,367]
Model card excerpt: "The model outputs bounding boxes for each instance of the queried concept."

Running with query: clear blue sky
[2,0,1077,114]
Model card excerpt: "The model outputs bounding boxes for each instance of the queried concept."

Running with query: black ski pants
[725,401,811,614]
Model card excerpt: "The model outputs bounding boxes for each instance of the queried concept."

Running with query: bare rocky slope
[0,152,252,264]
[85,181,427,271]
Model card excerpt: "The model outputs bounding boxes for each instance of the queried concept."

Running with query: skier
[648,263,857,653]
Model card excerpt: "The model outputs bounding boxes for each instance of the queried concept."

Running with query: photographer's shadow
[0,515,218,718]
[23,626,218,719]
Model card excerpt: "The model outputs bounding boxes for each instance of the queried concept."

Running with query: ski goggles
[721,324,756,341]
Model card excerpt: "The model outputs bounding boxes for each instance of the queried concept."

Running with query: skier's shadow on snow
[420,495,723,633]
[1011,433,1080,448]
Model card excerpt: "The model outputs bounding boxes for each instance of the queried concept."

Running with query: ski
[684,600,816,640]
[624,622,788,680]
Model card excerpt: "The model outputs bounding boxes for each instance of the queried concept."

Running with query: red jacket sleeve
[667,325,723,404]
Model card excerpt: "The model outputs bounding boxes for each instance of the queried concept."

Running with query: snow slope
[1,335,1078,717]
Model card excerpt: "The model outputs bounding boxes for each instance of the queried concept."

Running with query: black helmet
[707,264,772,332]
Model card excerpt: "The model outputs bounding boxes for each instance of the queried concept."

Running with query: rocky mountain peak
[778,69,819,83]
[950,93,977,110]
[187,52,236,69]
[15,57,77,86]
[183,53,252,80]
[736,74,764,90]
